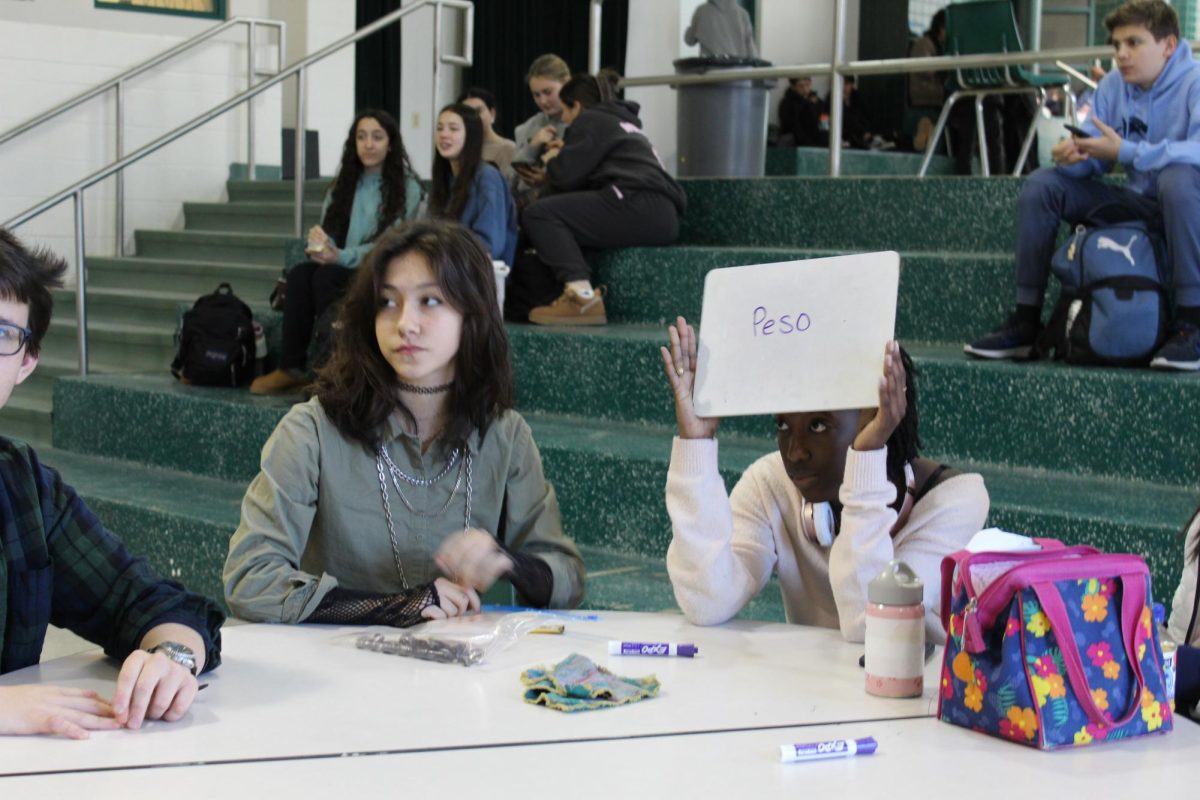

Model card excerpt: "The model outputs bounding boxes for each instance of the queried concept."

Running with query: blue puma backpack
[1037,209,1168,366]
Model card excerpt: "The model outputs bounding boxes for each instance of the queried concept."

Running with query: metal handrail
[0,17,284,148]
[618,38,1200,178]
[0,17,285,257]
[3,0,474,377]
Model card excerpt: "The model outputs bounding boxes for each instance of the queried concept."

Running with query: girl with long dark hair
[429,103,517,268]
[224,220,584,626]
[251,109,422,395]
[659,319,989,644]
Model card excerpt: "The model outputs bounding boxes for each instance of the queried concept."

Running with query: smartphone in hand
[1064,124,1091,138]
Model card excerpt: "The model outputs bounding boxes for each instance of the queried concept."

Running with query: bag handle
[1032,574,1148,729]
[939,543,1096,634]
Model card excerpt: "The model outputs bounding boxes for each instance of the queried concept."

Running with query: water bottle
[865,560,925,698]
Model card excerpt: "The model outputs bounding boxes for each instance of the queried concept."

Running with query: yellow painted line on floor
[585,565,644,579]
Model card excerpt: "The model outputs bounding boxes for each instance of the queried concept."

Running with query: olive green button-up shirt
[223,398,585,623]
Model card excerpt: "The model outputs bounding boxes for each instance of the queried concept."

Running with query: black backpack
[171,283,257,386]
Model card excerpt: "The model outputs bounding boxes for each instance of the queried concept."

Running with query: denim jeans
[1014,164,1200,309]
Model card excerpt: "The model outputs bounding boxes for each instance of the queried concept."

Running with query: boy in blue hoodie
[966,0,1200,370]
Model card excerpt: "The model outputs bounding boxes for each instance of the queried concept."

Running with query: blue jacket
[1063,39,1200,196]
[458,163,518,267]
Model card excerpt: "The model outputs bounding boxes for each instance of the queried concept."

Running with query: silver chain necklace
[374,443,473,591]
[381,444,460,487]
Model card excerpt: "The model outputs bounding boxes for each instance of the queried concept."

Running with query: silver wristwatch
[147,641,199,676]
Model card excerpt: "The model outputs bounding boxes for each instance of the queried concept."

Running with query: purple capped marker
[779,737,878,763]
[608,640,698,657]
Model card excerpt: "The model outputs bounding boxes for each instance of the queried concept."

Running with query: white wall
[0,0,288,272]
[270,0,355,178]
[626,0,861,173]
[400,0,466,179]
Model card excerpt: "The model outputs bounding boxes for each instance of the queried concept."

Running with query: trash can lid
[674,56,772,72]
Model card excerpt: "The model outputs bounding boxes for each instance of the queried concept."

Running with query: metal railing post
[248,19,257,180]
[115,80,124,257]
[589,0,604,74]
[433,2,443,168]
[828,0,847,177]
[73,190,88,377]
[294,67,306,237]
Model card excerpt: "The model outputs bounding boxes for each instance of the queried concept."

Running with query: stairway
[5,173,1196,616]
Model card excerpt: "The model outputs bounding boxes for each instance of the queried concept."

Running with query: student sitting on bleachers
[1168,505,1200,719]
[659,319,988,643]
[777,76,827,148]
[459,87,518,179]
[522,71,686,327]
[251,110,423,396]
[429,103,518,269]
[966,0,1200,370]
[512,53,571,207]
[0,230,223,738]
[224,221,585,626]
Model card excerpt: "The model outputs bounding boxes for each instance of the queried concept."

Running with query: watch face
[151,642,198,676]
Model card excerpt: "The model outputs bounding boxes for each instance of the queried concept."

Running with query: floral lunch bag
[937,542,1173,749]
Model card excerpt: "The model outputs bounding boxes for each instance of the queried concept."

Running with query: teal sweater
[321,172,423,268]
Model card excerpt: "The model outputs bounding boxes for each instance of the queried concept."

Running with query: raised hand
[435,528,514,592]
[659,316,719,440]
[853,340,906,452]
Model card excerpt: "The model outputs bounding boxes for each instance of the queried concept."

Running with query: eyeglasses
[0,322,33,357]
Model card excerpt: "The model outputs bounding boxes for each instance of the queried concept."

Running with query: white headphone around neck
[800,463,916,547]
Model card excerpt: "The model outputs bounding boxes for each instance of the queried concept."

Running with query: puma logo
[1097,234,1138,266]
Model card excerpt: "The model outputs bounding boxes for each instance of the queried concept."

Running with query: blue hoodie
[1060,39,1200,196]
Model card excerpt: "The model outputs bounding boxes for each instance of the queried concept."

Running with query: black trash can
[674,56,774,177]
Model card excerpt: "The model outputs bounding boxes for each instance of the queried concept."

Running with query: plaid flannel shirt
[0,437,223,675]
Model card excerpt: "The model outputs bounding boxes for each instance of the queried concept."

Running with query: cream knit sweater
[665,437,989,643]
[1168,511,1199,647]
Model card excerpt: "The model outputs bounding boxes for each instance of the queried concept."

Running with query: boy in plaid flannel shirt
[0,229,223,739]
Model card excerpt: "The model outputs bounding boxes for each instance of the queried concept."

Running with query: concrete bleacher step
[593,245,1017,344]
[86,256,281,298]
[678,176,1020,253]
[135,229,291,267]
[45,373,1191,602]
[503,325,1200,487]
[51,286,203,330]
[766,147,956,177]
[183,201,323,234]
[42,317,176,370]
[225,178,329,204]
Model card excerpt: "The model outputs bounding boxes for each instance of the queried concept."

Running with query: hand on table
[110,649,200,729]
[0,684,119,740]
[660,316,719,440]
[421,576,483,621]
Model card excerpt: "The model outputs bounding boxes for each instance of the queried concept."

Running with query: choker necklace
[397,380,452,395]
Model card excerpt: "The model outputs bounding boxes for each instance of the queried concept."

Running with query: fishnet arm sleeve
[305,584,438,628]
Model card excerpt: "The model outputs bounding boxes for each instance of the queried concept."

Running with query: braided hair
[885,345,923,492]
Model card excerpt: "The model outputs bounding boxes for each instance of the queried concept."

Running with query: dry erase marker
[779,737,877,763]
[608,640,698,657]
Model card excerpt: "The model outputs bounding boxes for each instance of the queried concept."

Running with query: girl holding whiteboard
[659,317,988,643]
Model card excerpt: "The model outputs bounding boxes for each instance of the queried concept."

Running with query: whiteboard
[692,252,899,417]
